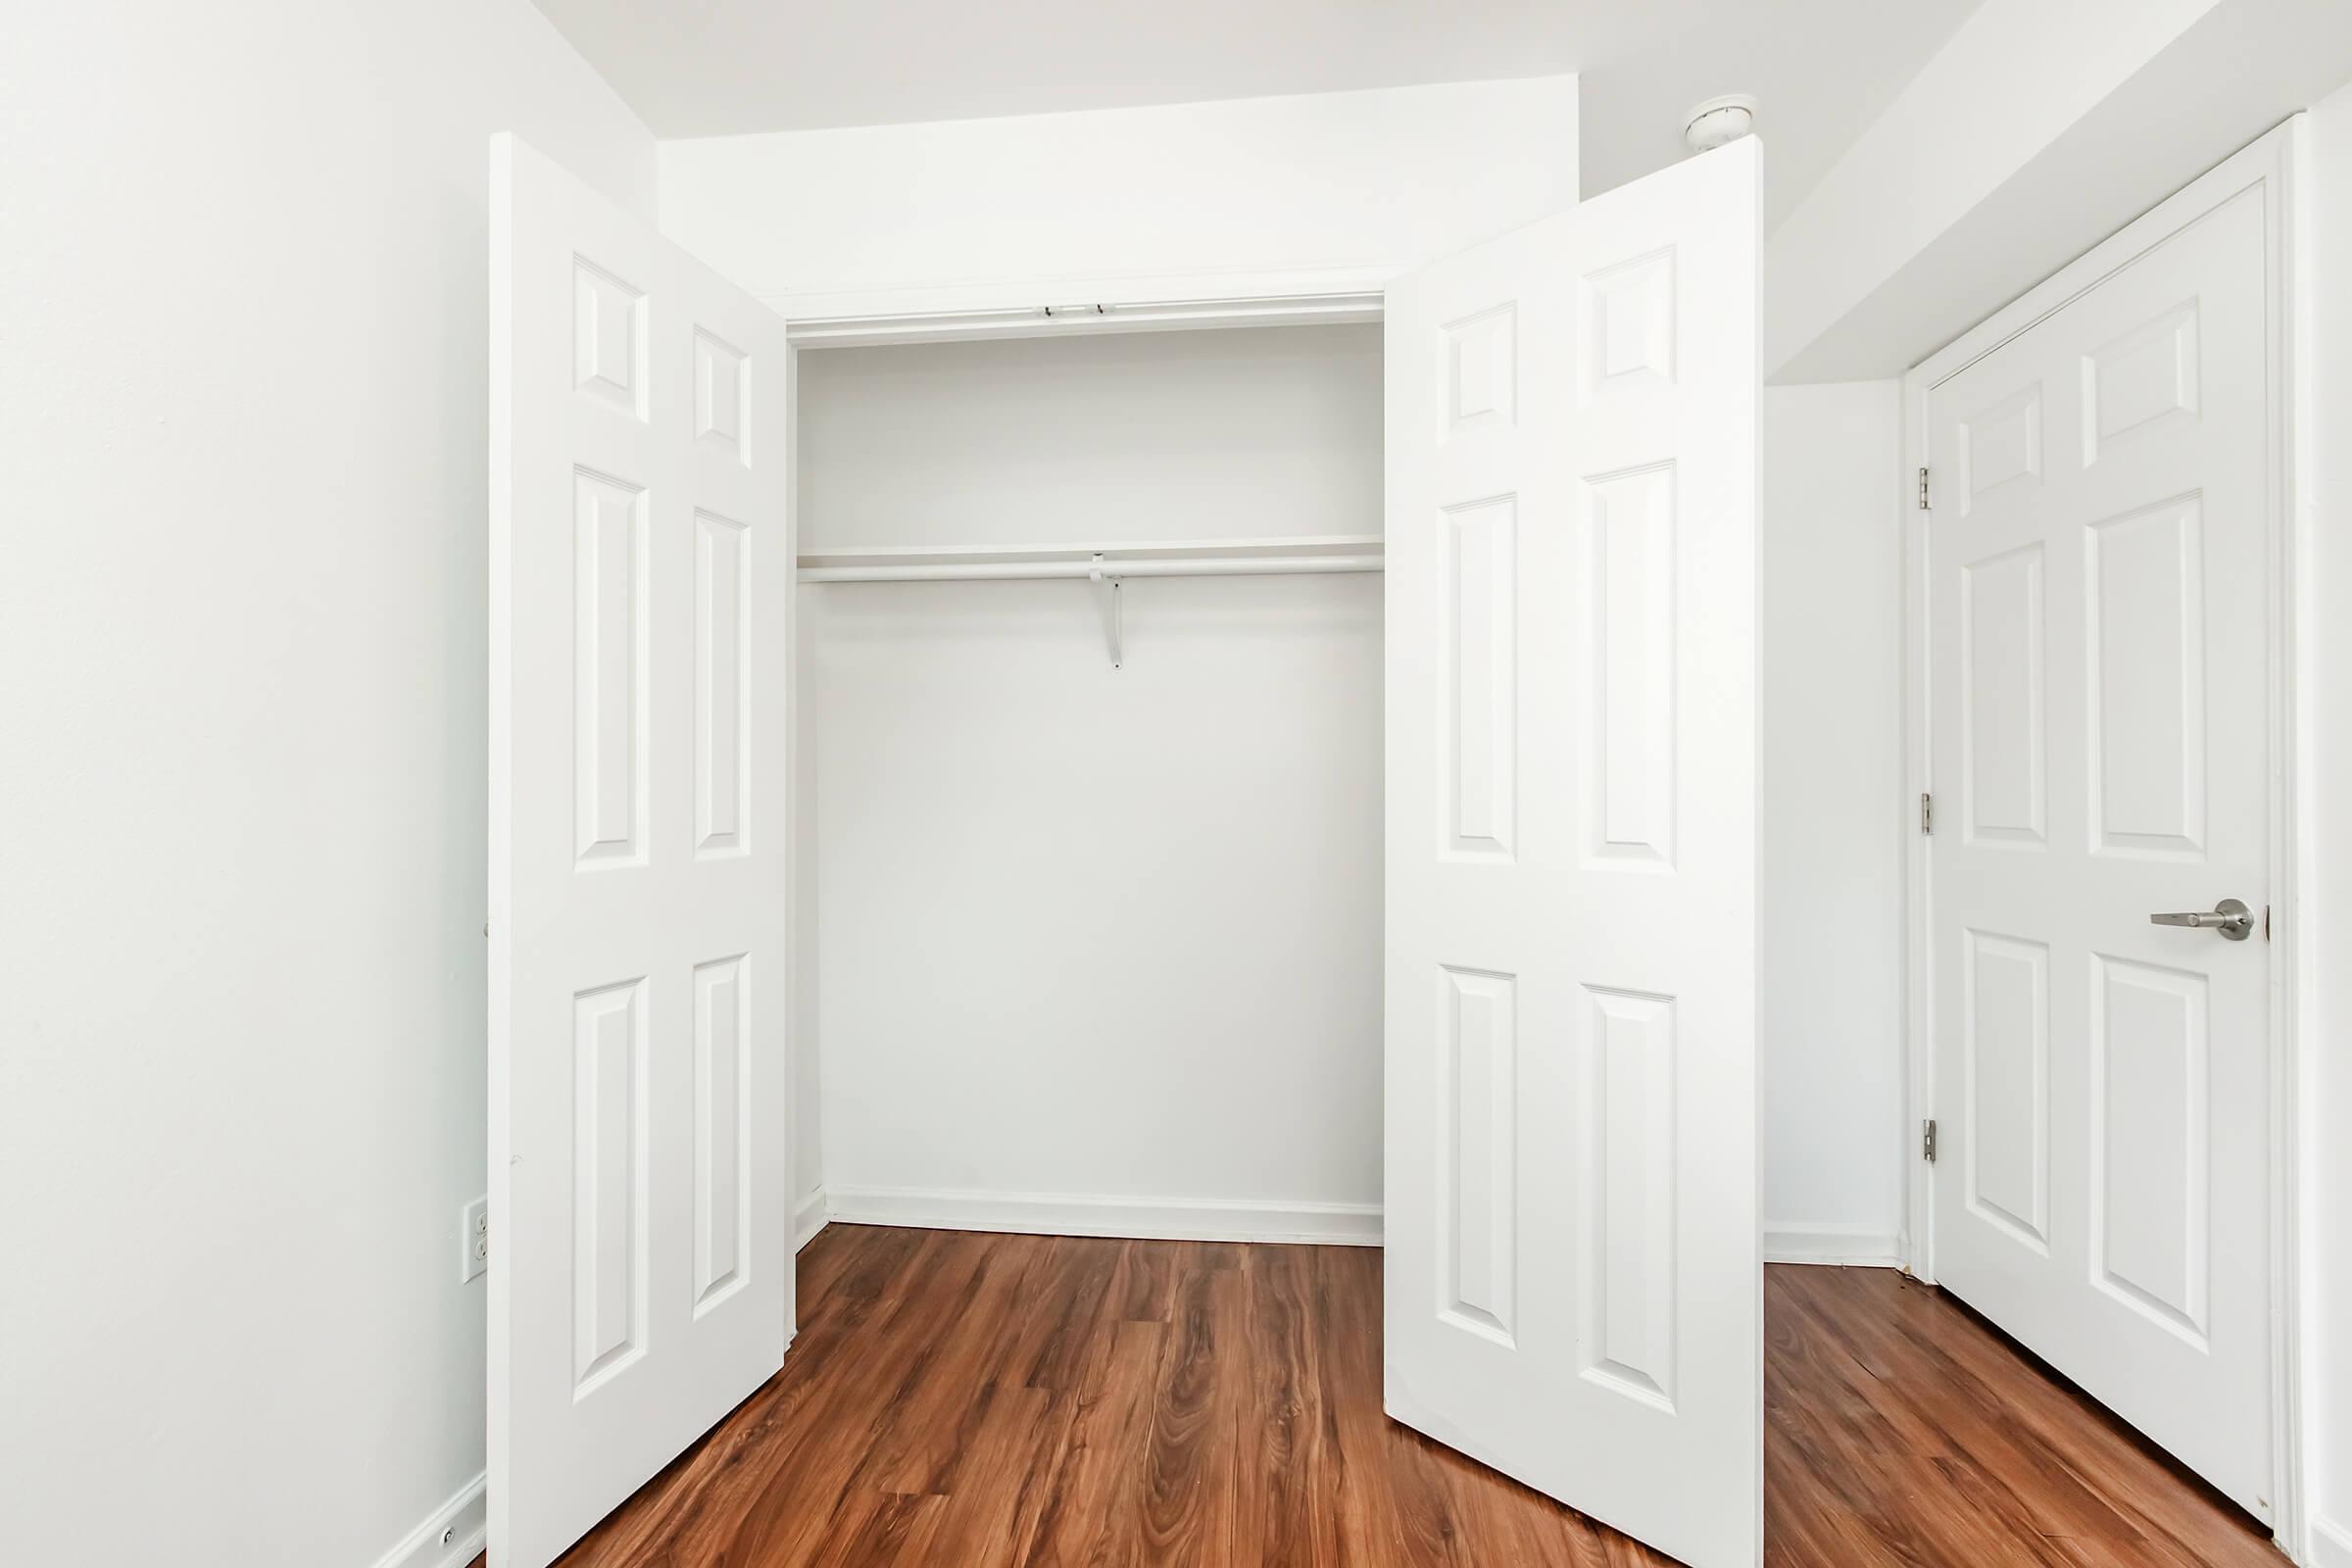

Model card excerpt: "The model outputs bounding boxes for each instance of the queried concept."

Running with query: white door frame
[1899,120,2310,1554]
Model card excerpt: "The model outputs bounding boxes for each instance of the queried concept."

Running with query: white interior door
[1384,139,1761,1568]
[489,132,794,1568]
[1925,175,2273,1517]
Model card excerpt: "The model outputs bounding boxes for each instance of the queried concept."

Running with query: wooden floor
[543,1225,2279,1567]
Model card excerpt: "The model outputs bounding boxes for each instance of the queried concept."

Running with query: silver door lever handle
[2150,898,2253,941]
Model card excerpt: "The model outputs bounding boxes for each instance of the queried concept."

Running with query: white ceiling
[533,0,1980,228]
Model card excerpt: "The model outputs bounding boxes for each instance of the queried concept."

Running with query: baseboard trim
[823,1185,1382,1247]
[794,1186,829,1251]
[808,1194,1887,1260]
[2308,1517,2352,1568]
[369,1471,485,1568]
[1763,1221,1905,1269]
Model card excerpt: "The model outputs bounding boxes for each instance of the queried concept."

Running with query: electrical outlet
[461,1197,489,1282]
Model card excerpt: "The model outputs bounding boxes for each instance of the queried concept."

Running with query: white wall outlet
[460,1196,489,1283]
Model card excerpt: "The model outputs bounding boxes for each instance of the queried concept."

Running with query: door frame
[1898,120,2310,1551]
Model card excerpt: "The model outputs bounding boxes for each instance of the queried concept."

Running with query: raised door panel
[1440,966,1518,1346]
[695,511,751,858]
[1580,248,1676,401]
[1444,305,1518,437]
[2083,303,2198,464]
[2089,955,2210,1346]
[1580,986,1678,1411]
[1958,383,2043,514]
[573,258,648,419]
[692,955,750,1313]
[574,470,649,867]
[1962,930,2050,1251]
[1960,544,2047,848]
[1583,465,1676,868]
[573,978,649,1392]
[2084,497,2204,858]
[1444,497,1518,860]
[693,327,752,464]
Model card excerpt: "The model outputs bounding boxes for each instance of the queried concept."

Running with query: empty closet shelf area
[794,322,1387,1250]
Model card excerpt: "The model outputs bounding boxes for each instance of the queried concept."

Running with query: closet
[795,323,1386,1242]
[488,130,1762,1568]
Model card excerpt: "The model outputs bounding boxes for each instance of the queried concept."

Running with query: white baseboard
[794,1186,829,1251]
[823,1184,1382,1247]
[370,1472,485,1568]
[1762,1220,1905,1269]
[810,1192,1884,1259]
[2309,1517,2352,1568]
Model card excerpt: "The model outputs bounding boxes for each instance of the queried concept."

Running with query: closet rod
[799,555,1382,584]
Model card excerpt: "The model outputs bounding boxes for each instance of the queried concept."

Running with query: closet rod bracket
[1088,555,1123,669]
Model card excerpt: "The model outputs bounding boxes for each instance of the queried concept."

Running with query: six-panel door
[1384,138,1762,1568]
[1926,178,2272,1519]
[490,133,793,1568]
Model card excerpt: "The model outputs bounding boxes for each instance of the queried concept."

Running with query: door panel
[1927,182,2270,1518]
[1385,138,1761,1568]
[490,133,794,1568]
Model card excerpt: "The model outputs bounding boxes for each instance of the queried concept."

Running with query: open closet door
[489,133,794,1568]
[1384,138,1761,1568]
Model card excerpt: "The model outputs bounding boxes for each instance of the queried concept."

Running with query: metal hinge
[1920,792,1934,834]
[1923,1119,1939,1163]
[1918,467,1931,511]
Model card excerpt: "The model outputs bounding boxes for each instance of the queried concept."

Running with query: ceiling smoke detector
[1684,94,1758,155]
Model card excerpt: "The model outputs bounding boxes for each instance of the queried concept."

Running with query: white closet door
[489,132,794,1568]
[1383,139,1761,1568]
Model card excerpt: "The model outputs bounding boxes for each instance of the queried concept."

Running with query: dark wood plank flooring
[538,1225,2278,1567]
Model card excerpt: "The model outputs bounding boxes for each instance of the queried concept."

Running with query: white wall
[658,74,1579,317]
[1766,0,2221,378]
[2297,82,2352,1568]
[798,326,1384,1237]
[1759,383,1910,1263]
[1767,0,2352,382]
[0,5,654,1564]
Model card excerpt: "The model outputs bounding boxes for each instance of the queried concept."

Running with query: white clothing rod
[799,555,1382,584]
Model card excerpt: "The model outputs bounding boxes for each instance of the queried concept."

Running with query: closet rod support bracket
[1089,555,1123,669]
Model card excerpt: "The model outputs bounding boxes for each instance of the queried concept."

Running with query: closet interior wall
[1758,381,1907,1265]
[795,324,1387,1239]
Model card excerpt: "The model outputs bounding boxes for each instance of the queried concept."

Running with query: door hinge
[1923,1118,1939,1163]
[1920,792,1934,834]
[1918,466,1932,511]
